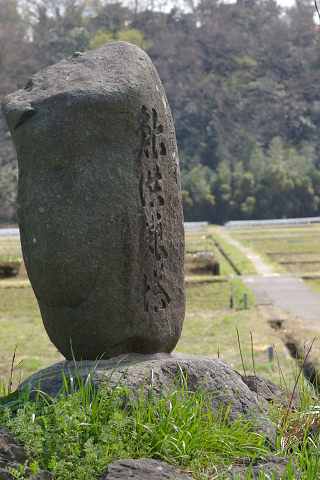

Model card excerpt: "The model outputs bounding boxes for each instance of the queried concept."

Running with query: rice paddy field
[227,224,320,276]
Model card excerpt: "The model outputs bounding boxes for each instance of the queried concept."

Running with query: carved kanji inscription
[140,106,170,313]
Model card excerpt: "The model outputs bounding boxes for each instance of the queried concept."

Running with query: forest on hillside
[0,0,320,224]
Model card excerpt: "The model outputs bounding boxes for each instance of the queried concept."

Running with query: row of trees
[183,137,320,222]
[1,0,320,223]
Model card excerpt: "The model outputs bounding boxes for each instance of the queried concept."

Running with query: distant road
[0,228,19,236]
[243,274,320,321]
[220,226,320,321]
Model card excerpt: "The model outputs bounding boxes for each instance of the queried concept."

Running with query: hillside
[0,0,319,224]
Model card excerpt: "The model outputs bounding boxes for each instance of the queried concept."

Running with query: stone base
[10,353,302,478]
[18,353,289,445]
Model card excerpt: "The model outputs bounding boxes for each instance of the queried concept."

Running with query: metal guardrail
[184,222,208,230]
[225,217,320,228]
[0,228,19,236]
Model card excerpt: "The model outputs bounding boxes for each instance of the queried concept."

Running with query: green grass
[185,229,237,275]
[303,278,320,295]
[0,277,258,388]
[178,277,294,388]
[177,305,294,388]
[0,283,63,387]
[0,230,294,395]
[0,230,300,394]
[185,277,254,311]
[1,362,320,479]
[0,236,23,262]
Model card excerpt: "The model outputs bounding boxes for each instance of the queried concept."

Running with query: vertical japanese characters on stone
[139,106,170,315]
[2,42,185,360]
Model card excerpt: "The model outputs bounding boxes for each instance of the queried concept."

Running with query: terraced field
[228,225,320,276]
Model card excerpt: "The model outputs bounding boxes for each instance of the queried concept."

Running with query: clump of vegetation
[185,252,220,276]
[1,361,320,479]
[0,368,270,480]
[0,261,21,277]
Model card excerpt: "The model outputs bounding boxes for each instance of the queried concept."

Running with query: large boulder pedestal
[19,354,277,442]
[16,353,296,479]
[2,42,185,361]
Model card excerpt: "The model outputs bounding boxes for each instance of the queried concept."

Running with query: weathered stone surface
[100,458,194,480]
[225,454,297,479]
[0,428,52,479]
[2,42,185,360]
[19,354,276,445]
[242,375,300,408]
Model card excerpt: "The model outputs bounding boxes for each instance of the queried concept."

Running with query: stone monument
[2,42,185,360]
[1,42,295,480]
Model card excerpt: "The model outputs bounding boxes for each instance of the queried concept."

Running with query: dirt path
[216,228,275,275]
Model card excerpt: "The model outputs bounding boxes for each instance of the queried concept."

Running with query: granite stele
[2,42,185,360]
